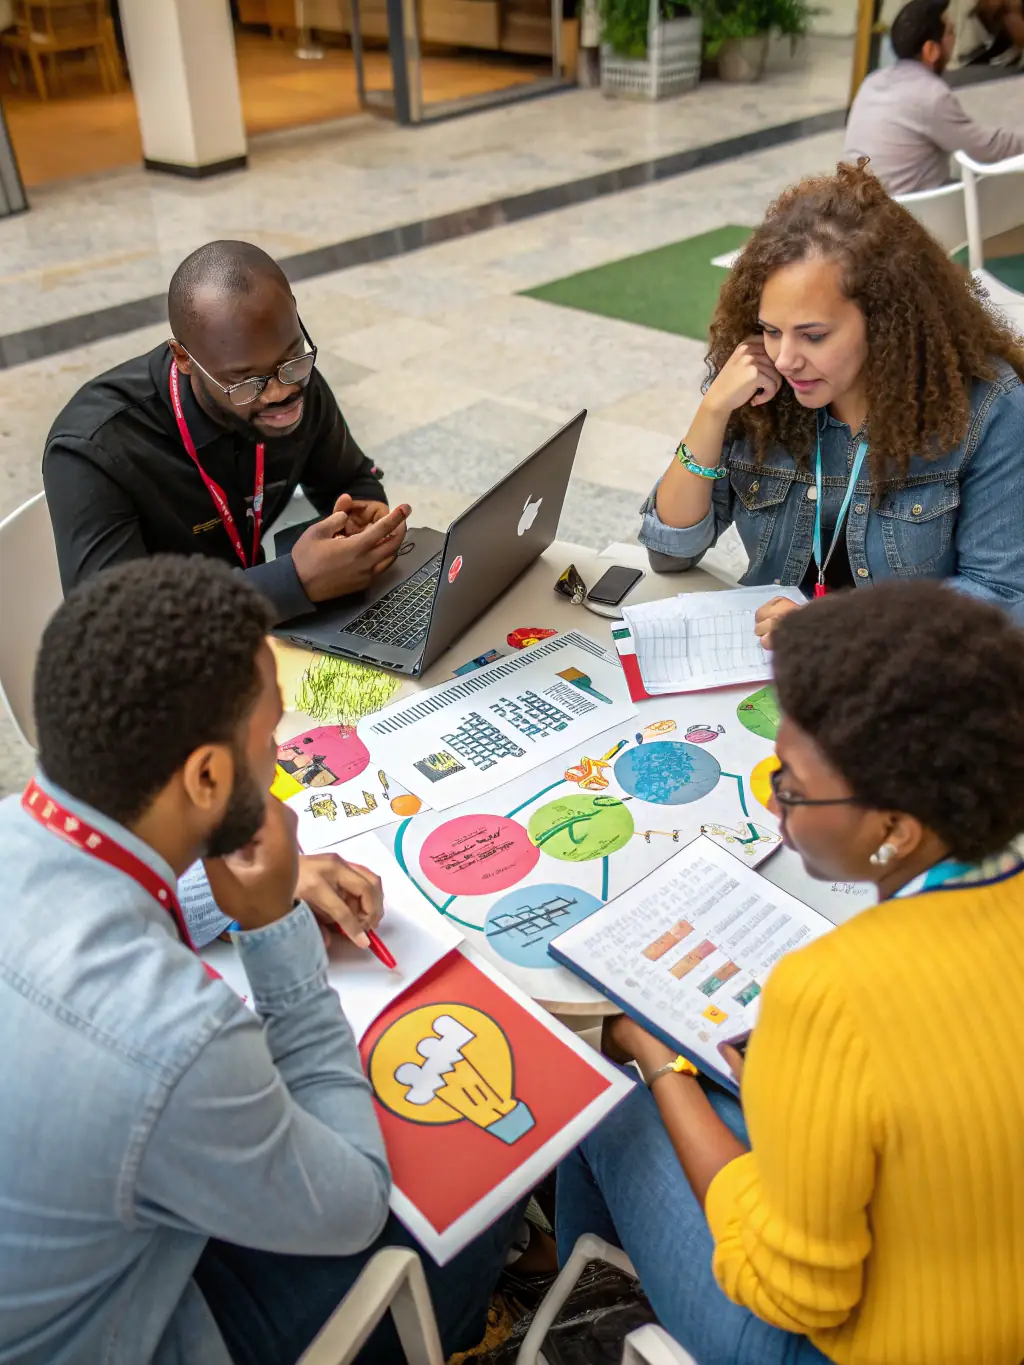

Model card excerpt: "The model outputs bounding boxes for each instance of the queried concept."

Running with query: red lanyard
[22,778,198,955]
[169,364,264,570]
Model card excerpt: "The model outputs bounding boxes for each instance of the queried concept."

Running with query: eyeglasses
[174,316,318,408]
[769,766,863,809]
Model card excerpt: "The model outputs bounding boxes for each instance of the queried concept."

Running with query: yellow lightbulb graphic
[369,1003,535,1145]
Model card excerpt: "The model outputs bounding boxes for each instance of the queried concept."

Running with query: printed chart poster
[381,682,785,1006]
[274,725,424,853]
[551,838,833,1094]
[359,947,633,1264]
[360,631,637,811]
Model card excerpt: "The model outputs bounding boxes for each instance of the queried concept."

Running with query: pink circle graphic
[420,815,539,895]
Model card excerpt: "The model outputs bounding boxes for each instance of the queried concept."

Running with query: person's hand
[718,1043,745,1085]
[203,797,300,932]
[291,503,410,602]
[333,494,391,536]
[603,1014,676,1077]
[754,595,803,651]
[296,852,384,950]
[703,336,783,418]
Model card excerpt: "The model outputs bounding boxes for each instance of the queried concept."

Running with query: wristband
[675,441,727,480]
[645,1054,700,1088]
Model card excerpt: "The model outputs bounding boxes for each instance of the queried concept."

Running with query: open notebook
[620,587,805,695]
[549,836,832,1094]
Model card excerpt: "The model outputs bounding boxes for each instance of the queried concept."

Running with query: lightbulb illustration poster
[380,683,784,1007]
[359,948,634,1265]
[274,724,423,853]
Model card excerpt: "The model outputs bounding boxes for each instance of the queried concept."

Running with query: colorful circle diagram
[614,741,721,806]
[528,795,634,862]
[368,1003,534,1145]
[750,753,782,811]
[737,687,781,742]
[484,884,604,968]
[419,815,539,895]
[276,725,370,787]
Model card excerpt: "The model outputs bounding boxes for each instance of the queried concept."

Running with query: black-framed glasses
[175,315,318,408]
[769,766,863,809]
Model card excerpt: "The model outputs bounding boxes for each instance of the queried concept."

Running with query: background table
[270,538,876,1016]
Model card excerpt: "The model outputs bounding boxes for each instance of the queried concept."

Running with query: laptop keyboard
[345,554,443,652]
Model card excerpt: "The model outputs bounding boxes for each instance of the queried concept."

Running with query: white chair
[297,1247,444,1365]
[623,1324,699,1365]
[516,1233,638,1365]
[954,149,1024,271]
[894,180,968,255]
[0,492,63,751]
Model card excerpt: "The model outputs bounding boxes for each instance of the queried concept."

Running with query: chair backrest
[894,181,968,256]
[0,493,63,751]
[297,1247,444,1365]
[16,0,106,42]
[955,151,1024,271]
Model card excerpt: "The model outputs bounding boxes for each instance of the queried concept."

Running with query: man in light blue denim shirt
[0,556,516,1365]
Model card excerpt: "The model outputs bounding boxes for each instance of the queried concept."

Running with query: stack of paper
[620,587,805,695]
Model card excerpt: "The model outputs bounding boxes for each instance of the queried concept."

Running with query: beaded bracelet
[675,440,727,480]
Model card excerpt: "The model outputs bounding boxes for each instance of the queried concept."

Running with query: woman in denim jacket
[639,160,1024,644]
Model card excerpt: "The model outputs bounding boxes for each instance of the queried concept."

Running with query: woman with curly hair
[558,579,1024,1365]
[639,160,1024,645]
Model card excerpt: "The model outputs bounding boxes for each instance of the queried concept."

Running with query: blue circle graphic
[614,741,721,805]
[484,883,604,968]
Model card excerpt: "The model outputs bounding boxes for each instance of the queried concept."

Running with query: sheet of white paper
[622,587,805,695]
[550,836,832,1086]
[380,687,785,1009]
[359,630,637,811]
[202,836,463,1039]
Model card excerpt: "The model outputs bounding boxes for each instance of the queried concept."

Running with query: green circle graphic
[737,686,781,741]
[528,794,634,863]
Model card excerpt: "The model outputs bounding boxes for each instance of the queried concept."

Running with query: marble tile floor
[0,37,862,334]
[3,76,1024,790]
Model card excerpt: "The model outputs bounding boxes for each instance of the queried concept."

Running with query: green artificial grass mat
[953,248,1024,294]
[522,225,753,342]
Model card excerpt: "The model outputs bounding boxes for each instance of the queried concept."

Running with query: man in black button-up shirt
[43,241,410,625]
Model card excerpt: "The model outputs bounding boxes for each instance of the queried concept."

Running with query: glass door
[350,0,423,122]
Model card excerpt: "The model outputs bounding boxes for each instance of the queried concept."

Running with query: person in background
[843,0,1024,193]
[43,240,409,626]
[639,161,1024,647]
[558,579,1024,1365]
[0,556,518,1365]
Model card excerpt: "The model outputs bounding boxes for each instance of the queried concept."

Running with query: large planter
[717,32,770,80]
[601,13,702,100]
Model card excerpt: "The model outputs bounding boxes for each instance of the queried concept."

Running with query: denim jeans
[194,1203,524,1365]
[556,1082,831,1365]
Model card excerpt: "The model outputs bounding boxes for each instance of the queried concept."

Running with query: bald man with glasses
[43,240,410,624]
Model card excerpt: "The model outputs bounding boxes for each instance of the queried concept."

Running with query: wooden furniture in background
[1,0,119,99]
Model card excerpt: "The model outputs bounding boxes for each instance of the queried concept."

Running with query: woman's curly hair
[708,160,1024,490]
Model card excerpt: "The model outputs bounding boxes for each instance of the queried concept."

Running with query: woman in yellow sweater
[557,578,1024,1365]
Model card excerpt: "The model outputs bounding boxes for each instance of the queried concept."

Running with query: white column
[119,0,248,177]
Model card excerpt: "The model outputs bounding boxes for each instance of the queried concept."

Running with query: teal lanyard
[893,858,976,900]
[812,430,869,595]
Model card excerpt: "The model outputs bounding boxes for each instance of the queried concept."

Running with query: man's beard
[205,755,268,858]
[193,373,310,441]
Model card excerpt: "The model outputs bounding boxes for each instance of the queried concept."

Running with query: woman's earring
[869,842,897,867]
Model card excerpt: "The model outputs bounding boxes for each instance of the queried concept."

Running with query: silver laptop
[273,410,586,677]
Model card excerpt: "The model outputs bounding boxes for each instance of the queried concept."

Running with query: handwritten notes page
[550,836,832,1090]
[621,587,806,695]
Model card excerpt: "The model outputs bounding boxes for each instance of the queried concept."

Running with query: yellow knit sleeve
[705,945,882,1334]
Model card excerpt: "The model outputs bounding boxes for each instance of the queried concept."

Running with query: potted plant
[598,0,703,99]
[693,0,813,81]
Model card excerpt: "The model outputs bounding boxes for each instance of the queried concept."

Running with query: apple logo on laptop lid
[518,496,542,536]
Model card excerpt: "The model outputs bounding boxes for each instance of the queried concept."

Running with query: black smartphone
[586,565,644,607]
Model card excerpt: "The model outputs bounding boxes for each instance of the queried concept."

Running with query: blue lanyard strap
[813,430,869,585]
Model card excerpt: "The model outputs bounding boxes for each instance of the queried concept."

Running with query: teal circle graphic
[614,741,721,805]
[484,884,604,968]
